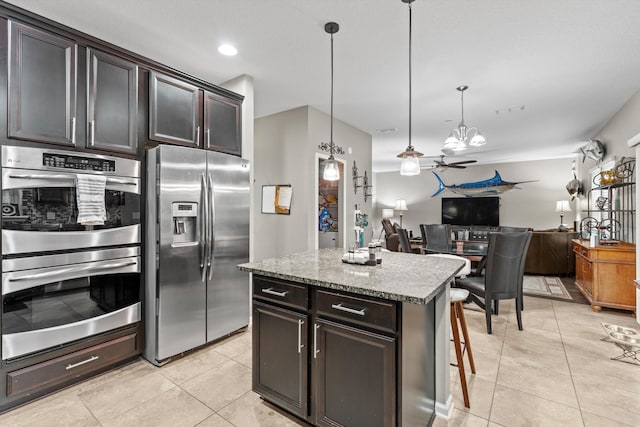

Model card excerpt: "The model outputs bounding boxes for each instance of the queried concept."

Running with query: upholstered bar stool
[427,254,476,408]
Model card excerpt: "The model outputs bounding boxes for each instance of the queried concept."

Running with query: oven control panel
[43,153,116,172]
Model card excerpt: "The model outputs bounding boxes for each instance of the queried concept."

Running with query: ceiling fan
[424,154,477,170]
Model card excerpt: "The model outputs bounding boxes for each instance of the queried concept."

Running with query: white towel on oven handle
[76,174,107,225]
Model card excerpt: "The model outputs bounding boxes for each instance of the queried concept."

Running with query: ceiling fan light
[322,157,340,181]
[469,132,486,147]
[400,156,421,176]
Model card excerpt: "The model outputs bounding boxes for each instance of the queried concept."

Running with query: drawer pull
[261,287,288,298]
[297,319,304,354]
[331,303,366,316]
[66,355,99,370]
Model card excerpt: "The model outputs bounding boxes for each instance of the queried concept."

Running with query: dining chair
[426,253,475,408]
[419,224,452,254]
[454,232,532,334]
[381,218,400,252]
[396,227,412,253]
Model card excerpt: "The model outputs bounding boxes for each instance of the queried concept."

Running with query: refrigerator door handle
[200,173,208,282]
[207,174,216,280]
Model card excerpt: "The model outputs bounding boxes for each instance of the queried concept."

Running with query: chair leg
[451,303,470,408]
[493,300,499,315]
[455,301,476,374]
[516,296,523,331]
[485,305,493,335]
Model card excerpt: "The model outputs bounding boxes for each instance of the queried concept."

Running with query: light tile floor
[0,296,638,426]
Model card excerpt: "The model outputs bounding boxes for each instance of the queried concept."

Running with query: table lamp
[394,199,408,228]
[555,200,571,231]
[382,208,394,219]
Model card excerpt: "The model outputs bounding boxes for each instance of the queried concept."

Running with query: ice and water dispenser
[171,202,198,245]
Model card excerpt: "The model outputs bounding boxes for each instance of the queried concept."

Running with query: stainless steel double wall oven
[1,146,141,361]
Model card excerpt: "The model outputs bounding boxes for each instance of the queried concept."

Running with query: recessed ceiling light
[376,128,398,134]
[218,44,237,56]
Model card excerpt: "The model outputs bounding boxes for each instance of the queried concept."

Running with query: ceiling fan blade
[449,164,467,169]
[449,160,477,166]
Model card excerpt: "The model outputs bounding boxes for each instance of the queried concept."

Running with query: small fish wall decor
[431,171,535,198]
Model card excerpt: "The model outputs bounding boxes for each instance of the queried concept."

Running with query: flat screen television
[441,197,500,227]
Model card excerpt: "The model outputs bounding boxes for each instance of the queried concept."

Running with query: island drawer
[253,276,309,310]
[6,333,138,397]
[314,290,397,334]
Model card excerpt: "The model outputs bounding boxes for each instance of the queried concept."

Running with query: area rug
[523,275,572,300]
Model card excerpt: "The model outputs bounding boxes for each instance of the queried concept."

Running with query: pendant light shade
[322,22,340,181]
[397,0,423,176]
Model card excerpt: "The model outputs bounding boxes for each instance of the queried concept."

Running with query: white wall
[374,158,574,237]
[254,106,372,261]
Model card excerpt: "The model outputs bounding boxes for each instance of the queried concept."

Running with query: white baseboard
[435,394,454,419]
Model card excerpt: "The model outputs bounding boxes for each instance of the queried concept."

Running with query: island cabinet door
[252,301,308,418]
[312,318,396,427]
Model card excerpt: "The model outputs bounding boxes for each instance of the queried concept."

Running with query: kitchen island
[238,248,464,426]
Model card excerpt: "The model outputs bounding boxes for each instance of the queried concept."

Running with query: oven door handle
[7,261,138,282]
[8,174,136,186]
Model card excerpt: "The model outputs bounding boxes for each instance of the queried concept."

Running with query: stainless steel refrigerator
[144,144,250,365]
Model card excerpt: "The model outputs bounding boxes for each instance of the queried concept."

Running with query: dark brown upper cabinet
[87,49,138,155]
[8,20,78,147]
[204,91,241,156]
[149,71,201,147]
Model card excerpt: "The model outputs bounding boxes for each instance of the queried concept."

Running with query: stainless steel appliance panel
[1,145,140,178]
[146,145,207,362]
[2,225,140,255]
[2,303,140,360]
[2,246,140,272]
[206,151,250,342]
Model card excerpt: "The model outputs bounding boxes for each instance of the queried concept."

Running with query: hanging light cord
[460,88,465,124]
[329,30,334,158]
[408,1,412,150]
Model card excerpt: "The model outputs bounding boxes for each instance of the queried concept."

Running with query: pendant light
[322,22,340,181]
[396,0,423,176]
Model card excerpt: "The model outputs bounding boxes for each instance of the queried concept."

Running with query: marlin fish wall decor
[431,171,535,197]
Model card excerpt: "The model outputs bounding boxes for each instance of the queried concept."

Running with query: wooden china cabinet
[573,239,636,313]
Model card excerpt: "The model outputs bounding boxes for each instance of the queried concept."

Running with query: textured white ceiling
[7,0,640,172]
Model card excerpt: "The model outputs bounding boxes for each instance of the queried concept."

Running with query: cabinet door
[8,21,77,146]
[204,91,241,156]
[149,71,201,146]
[87,49,138,154]
[313,319,395,427]
[253,302,308,418]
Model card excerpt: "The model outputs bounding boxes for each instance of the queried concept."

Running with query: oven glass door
[2,253,141,360]
[2,168,141,254]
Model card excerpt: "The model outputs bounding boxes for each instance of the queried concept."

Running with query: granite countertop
[238,248,465,304]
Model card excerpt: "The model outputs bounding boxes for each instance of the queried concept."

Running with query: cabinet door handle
[71,116,76,145]
[66,355,99,370]
[206,128,211,149]
[297,319,304,354]
[313,324,320,359]
[196,126,200,144]
[261,287,288,298]
[331,302,366,316]
[90,120,95,145]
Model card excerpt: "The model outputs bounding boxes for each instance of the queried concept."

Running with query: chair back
[381,218,395,238]
[484,232,532,300]
[420,224,452,253]
[396,227,412,253]
[498,226,530,233]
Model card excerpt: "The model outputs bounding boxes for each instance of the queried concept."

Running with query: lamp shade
[555,200,571,213]
[394,199,408,211]
[400,156,421,176]
[382,208,394,219]
[322,158,340,181]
